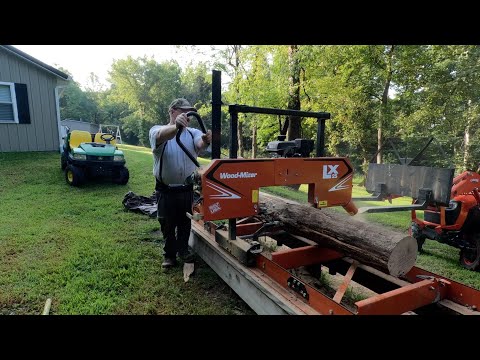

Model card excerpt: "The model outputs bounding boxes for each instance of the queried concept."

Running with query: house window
[0,82,19,123]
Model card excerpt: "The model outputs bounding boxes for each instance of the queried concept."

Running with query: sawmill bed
[190,220,480,315]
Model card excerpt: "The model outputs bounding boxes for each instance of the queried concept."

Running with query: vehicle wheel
[415,235,426,253]
[460,233,480,271]
[65,165,85,186]
[61,151,68,170]
[113,167,129,185]
[410,223,426,253]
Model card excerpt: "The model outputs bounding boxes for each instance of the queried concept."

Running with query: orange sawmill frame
[194,219,480,315]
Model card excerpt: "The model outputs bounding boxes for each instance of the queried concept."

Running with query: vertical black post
[228,107,238,239]
[316,118,326,157]
[211,70,222,159]
[229,109,238,159]
[228,218,236,240]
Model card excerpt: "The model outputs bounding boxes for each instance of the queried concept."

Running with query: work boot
[161,257,177,269]
[178,250,195,263]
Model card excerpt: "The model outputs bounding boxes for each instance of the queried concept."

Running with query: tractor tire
[416,235,426,253]
[460,233,480,271]
[61,151,68,170]
[65,165,85,187]
[113,167,129,185]
[410,223,426,253]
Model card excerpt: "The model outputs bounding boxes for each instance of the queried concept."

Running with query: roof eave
[1,45,71,81]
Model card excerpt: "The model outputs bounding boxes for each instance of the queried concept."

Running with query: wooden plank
[437,299,480,315]
[344,257,410,287]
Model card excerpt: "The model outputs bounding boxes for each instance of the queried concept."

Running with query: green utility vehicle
[61,130,129,186]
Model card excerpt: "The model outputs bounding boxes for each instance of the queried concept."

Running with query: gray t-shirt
[149,125,203,185]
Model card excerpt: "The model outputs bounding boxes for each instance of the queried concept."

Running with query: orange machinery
[199,157,358,221]
[182,70,480,315]
[352,138,480,271]
[189,158,480,314]
[411,170,480,270]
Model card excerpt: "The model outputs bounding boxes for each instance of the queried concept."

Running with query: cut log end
[387,236,418,277]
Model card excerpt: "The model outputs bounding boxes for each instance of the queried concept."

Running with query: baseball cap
[168,98,196,111]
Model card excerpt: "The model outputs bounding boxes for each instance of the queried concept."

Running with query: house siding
[0,47,64,152]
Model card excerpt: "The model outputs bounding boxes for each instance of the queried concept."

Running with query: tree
[224,45,290,156]
[286,45,301,141]
[395,46,480,170]
[59,78,98,122]
[180,62,212,108]
[222,46,246,157]
[108,56,183,145]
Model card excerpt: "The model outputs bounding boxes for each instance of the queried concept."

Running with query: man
[149,98,212,269]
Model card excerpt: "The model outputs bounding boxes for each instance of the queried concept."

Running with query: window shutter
[15,83,31,124]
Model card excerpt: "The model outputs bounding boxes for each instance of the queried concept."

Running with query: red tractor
[357,138,480,271]
[411,170,480,270]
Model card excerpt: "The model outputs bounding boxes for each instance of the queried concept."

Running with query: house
[0,45,70,152]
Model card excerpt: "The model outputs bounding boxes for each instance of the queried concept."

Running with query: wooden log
[257,194,417,277]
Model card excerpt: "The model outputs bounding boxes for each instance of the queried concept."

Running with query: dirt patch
[0,302,32,315]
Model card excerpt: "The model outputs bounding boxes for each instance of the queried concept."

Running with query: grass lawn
[1,146,479,315]
[0,147,253,315]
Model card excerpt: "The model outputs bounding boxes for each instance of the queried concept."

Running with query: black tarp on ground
[122,191,157,218]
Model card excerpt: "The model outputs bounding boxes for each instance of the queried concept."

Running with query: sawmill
[164,70,480,315]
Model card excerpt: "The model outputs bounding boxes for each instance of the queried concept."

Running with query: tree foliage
[59,45,480,173]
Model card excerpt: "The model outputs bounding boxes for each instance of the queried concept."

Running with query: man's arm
[195,130,212,151]
[156,113,192,147]
[155,124,177,147]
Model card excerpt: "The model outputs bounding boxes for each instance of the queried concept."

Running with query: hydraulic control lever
[175,111,208,168]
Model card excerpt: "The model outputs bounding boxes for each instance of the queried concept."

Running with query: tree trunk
[463,101,472,171]
[377,45,395,164]
[238,120,244,158]
[258,194,417,277]
[463,121,470,171]
[252,119,257,158]
[228,45,244,158]
[287,45,301,141]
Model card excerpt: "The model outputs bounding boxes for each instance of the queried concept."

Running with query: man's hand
[202,130,212,146]
[175,113,190,129]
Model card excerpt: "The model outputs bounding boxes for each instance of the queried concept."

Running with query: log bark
[258,194,417,277]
